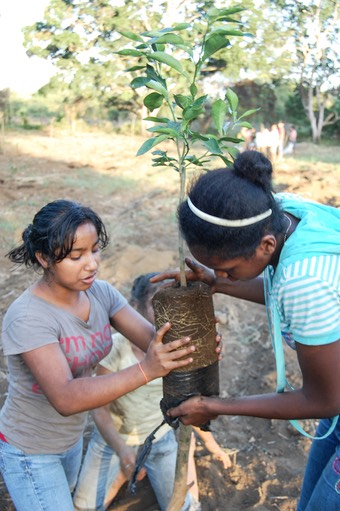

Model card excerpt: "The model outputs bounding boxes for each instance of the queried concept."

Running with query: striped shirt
[268,193,340,348]
[272,254,340,346]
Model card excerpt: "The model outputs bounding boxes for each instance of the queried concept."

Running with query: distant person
[284,125,297,155]
[73,273,232,511]
[240,127,255,151]
[255,125,272,159]
[0,200,195,511]
[277,121,286,159]
[268,124,280,162]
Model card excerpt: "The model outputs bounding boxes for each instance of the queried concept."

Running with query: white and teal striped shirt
[268,193,340,348]
[272,254,340,346]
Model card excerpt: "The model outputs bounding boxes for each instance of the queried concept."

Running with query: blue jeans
[0,437,83,511]
[73,428,192,511]
[297,417,340,511]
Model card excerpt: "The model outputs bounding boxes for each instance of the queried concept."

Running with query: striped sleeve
[275,255,340,345]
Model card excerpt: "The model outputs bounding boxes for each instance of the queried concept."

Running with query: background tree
[23,0,162,131]
[22,0,339,141]
[272,0,339,143]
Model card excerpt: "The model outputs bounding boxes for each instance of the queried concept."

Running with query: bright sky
[0,0,56,96]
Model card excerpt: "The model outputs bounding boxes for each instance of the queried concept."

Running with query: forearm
[111,305,156,353]
[22,322,195,417]
[204,389,337,421]
[55,363,147,416]
[93,407,127,454]
[214,276,265,304]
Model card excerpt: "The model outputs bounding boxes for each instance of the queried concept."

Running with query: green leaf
[136,135,168,156]
[237,121,253,128]
[221,7,246,15]
[126,65,146,72]
[190,83,198,97]
[203,138,223,154]
[172,23,191,30]
[207,7,245,18]
[118,31,144,43]
[130,77,149,89]
[220,137,243,144]
[148,127,179,138]
[145,64,166,87]
[225,88,239,113]
[212,29,245,37]
[224,147,240,160]
[217,155,234,166]
[115,49,143,57]
[146,79,168,96]
[152,43,165,52]
[215,17,242,23]
[146,51,189,78]
[152,150,168,156]
[143,92,164,111]
[183,106,204,122]
[143,116,169,123]
[143,30,166,37]
[238,108,260,120]
[154,34,186,45]
[190,132,209,142]
[174,94,192,109]
[202,34,230,62]
[212,99,228,134]
[193,95,208,107]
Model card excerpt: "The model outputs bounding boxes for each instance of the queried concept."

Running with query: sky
[0,0,56,96]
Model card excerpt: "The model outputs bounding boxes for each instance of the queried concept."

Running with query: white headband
[187,197,272,227]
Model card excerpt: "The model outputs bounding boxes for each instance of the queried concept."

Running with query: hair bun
[23,224,33,242]
[233,151,273,193]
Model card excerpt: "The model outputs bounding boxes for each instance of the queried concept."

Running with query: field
[0,130,339,510]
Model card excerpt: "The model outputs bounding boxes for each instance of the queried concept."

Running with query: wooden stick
[167,423,193,511]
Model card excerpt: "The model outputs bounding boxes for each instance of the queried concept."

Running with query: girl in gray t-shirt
[0,199,195,511]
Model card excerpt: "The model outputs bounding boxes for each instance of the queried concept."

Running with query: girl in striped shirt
[153,150,340,511]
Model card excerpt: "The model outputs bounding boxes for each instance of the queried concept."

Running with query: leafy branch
[117,5,257,286]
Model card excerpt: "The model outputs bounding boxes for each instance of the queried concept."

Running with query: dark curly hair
[179,151,285,260]
[6,199,109,270]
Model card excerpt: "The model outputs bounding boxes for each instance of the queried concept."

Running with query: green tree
[23,0,293,130]
[272,0,339,142]
[23,0,163,129]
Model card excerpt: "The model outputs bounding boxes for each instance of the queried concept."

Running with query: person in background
[277,121,286,159]
[269,124,280,162]
[0,200,196,511]
[284,125,297,155]
[152,150,340,511]
[74,273,232,511]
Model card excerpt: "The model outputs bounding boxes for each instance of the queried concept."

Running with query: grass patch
[292,143,340,165]
[63,167,139,195]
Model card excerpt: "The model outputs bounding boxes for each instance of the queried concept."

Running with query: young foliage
[117,5,257,285]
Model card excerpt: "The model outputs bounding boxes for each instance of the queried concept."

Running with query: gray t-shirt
[0,280,127,454]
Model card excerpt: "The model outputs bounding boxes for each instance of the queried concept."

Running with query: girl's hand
[150,258,217,292]
[212,449,233,470]
[168,395,218,427]
[215,328,223,361]
[142,322,195,380]
[119,446,146,481]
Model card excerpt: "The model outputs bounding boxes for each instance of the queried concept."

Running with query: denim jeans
[73,428,192,511]
[0,437,83,511]
[297,417,340,511]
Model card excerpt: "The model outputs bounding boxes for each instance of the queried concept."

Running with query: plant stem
[178,151,187,287]
[166,424,193,511]
[168,97,188,288]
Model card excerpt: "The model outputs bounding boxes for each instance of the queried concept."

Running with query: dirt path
[0,131,339,511]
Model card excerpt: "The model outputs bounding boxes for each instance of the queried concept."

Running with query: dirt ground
[0,130,339,511]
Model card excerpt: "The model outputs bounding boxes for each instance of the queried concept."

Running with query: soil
[0,130,339,511]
